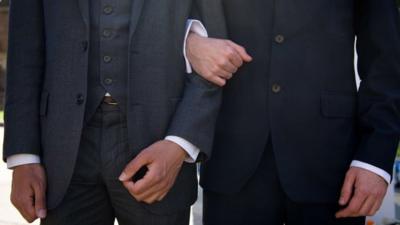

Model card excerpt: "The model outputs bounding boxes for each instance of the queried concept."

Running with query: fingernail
[37,209,47,219]
[119,172,128,181]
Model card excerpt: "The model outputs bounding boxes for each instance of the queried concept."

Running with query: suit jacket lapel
[129,0,145,41]
[78,0,90,29]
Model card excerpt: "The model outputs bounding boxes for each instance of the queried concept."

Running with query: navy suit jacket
[199,0,400,203]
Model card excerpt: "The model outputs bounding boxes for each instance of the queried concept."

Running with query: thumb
[228,41,252,62]
[339,171,356,206]
[119,152,150,181]
[33,182,47,219]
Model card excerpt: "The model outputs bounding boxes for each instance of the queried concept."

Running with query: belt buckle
[104,97,118,105]
[107,102,118,106]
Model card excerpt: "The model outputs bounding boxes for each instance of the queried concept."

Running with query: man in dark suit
[186,0,400,224]
[3,0,221,224]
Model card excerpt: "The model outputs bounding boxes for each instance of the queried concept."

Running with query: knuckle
[159,180,168,189]
[144,199,154,204]
[204,71,213,79]
[36,181,45,191]
[154,173,163,182]
[225,49,235,58]
[224,40,232,46]
[348,207,357,214]
[217,59,227,67]
[358,188,368,196]
[210,66,219,74]
[11,196,21,207]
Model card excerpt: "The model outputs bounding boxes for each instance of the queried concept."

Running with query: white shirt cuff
[165,136,200,163]
[184,19,208,74]
[351,160,391,184]
[7,154,41,169]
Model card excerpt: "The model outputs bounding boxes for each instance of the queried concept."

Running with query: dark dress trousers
[196,0,400,224]
[3,0,221,222]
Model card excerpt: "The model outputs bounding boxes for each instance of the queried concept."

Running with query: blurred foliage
[398,144,400,157]
[0,0,9,7]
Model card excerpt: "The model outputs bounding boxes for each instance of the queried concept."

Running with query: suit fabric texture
[199,0,400,202]
[196,0,400,224]
[4,0,221,218]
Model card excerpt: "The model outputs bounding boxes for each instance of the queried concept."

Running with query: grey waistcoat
[85,0,132,121]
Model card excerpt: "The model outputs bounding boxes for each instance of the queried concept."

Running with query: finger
[139,188,165,204]
[369,197,384,216]
[211,77,227,87]
[218,71,233,80]
[227,49,244,68]
[119,153,151,181]
[359,196,376,216]
[122,181,135,195]
[142,192,164,204]
[227,41,252,62]
[130,165,162,195]
[339,172,356,206]
[132,181,165,202]
[218,60,238,74]
[157,191,168,202]
[22,193,37,223]
[32,182,47,219]
[336,191,367,218]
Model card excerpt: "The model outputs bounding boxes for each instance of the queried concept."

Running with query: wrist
[13,163,42,170]
[165,140,188,161]
[186,32,201,60]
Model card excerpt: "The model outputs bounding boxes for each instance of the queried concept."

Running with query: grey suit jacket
[3,0,221,214]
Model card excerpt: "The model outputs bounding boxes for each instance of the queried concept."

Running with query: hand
[119,140,187,204]
[336,167,388,218]
[186,33,252,87]
[11,164,47,223]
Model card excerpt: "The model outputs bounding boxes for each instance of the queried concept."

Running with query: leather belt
[103,96,118,105]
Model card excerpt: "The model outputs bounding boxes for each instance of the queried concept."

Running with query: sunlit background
[0,2,399,225]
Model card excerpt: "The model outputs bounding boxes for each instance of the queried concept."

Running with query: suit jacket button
[80,41,88,52]
[274,35,285,44]
[76,94,85,105]
[272,84,281,93]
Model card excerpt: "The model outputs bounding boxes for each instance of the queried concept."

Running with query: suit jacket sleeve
[354,0,400,175]
[3,0,45,161]
[166,0,227,160]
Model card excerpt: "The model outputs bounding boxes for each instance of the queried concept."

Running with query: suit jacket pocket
[40,91,49,116]
[321,93,356,118]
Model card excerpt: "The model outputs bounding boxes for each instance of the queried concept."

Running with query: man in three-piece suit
[3,0,221,224]
[186,0,400,224]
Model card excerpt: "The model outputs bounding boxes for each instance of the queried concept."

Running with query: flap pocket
[40,91,49,116]
[321,93,357,118]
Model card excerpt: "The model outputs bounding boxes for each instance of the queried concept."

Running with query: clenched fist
[119,140,187,204]
[186,33,252,87]
[336,167,388,218]
[11,164,47,223]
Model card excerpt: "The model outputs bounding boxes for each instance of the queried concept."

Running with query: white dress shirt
[7,19,392,185]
